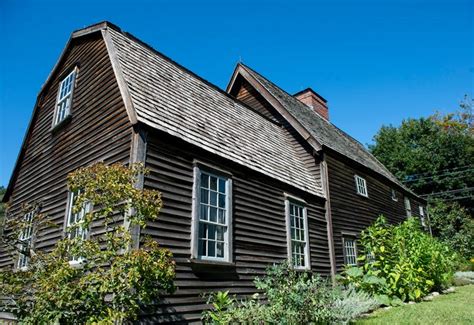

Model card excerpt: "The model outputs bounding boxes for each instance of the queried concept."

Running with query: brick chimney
[293,88,329,120]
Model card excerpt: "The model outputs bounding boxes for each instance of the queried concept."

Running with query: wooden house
[1,22,426,323]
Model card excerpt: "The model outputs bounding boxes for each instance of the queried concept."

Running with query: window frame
[342,235,358,266]
[17,211,35,270]
[404,197,412,217]
[419,206,426,227]
[354,175,368,197]
[285,196,311,270]
[52,67,78,128]
[64,190,91,265]
[190,162,233,263]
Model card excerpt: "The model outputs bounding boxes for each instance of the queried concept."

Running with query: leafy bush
[203,263,379,324]
[340,216,458,304]
[0,163,176,324]
[428,199,474,260]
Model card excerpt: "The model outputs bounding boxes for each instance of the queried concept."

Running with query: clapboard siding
[141,130,329,323]
[326,153,426,272]
[0,32,133,267]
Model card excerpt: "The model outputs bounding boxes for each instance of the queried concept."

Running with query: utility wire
[404,165,474,181]
[420,187,474,198]
[404,168,474,183]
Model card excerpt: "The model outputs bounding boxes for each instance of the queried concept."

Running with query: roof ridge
[107,28,283,127]
[239,63,334,126]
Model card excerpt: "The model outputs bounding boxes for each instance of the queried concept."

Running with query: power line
[404,169,474,183]
[420,187,474,198]
[404,165,474,181]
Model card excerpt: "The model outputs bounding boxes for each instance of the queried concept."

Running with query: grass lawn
[357,285,474,325]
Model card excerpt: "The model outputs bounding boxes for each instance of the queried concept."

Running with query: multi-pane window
[196,170,230,261]
[66,191,91,262]
[391,189,398,201]
[287,200,309,269]
[404,197,412,217]
[343,237,358,266]
[354,175,368,197]
[54,69,77,126]
[17,211,34,269]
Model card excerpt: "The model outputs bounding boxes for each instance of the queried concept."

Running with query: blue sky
[0,0,472,187]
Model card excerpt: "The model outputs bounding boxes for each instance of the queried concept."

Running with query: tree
[0,163,176,324]
[369,95,474,212]
[428,199,473,259]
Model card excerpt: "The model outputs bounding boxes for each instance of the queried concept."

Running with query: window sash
[53,70,76,126]
[17,211,34,269]
[354,175,368,197]
[343,238,358,266]
[194,169,230,261]
[287,200,310,269]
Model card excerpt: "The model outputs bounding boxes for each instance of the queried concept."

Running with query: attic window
[354,175,368,197]
[53,68,77,127]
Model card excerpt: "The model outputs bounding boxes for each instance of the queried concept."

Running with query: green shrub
[428,199,474,260]
[340,216,458,304]
[203,263,379,324]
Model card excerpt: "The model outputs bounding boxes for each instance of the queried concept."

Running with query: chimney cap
[293,87,327,103]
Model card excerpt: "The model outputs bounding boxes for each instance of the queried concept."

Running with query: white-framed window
[404,197,412,217]
[286,199,310,270]
[354,175,368,197]
[391,189,398,201]
[65,191,91,263]
[17,211,34,270]
[53,68,77,127]
[192,166,232,262]
[343,237,358,266]
[419,206,426,227]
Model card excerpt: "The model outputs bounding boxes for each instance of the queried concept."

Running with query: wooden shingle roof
[235,63,416,195]
[103,26,322,196]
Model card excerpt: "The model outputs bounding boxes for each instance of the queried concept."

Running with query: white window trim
[285,197,311,270]
[391,189,398,201]
[52,67,78,128]
[17,211,35,270]
[419,206,426,227]
[64,190,91,264]
[190,163,233,263]
[404,197,412,217]
[354,175,368,197]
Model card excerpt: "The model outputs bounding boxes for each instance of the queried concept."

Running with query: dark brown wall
[0,32,133,268]
[140,130,330,323]
[326,153,426,272]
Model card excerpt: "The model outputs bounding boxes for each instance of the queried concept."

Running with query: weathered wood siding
[141,130,330,323]
[325,153,426,272]
[0,32,133,268]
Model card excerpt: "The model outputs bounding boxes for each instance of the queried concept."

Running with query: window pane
[200,205,208,221]
[200,189,209,204]
[218,209,225,224]
[201,173,209,188]
[209,207,217,222]
[208,240,216,257]
[218,179,226,193]
[198,238,206,256]
[216,226,224,241]
[210,176,217,191]
[218,194,226,208]
[210,192,217,206]
[216,242,224,258]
